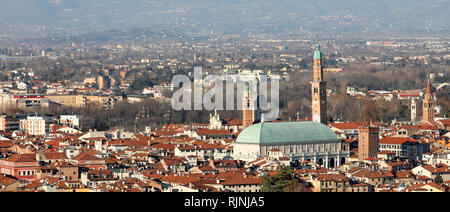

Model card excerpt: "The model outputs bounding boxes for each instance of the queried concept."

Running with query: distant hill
[0,0,448,38]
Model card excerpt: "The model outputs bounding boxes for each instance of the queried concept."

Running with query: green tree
[260,166,304,192]
[435,174,444,184]
[130,75,154,91]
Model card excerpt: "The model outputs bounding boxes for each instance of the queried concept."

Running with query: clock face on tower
[313,114,320,123]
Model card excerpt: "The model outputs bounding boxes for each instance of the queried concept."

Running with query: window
[314,87,319,96]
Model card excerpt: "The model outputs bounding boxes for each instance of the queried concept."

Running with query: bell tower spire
[311,37,327,125]
[242,84,255,129]
[422,77,435,124]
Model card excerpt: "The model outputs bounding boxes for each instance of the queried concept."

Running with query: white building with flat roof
[20,116,52,136]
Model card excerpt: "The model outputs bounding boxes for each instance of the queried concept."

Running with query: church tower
[422,79,435,124]
[242,84,255,129]
[358,126,379,161]
[311,41,327,125]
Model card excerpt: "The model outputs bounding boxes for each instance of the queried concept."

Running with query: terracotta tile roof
[330,122,369,130]
[177,145,197,151]
[135,134,151,141]
[425,182,446,191]
[437,119,450,126]
[222,119,243,126]
[0,174,17,187]
[0,141,13,148]
[54,162,77,167]
[353,170,394,178]
[161,175,199,185]
[88,169,112,176]
[421,165,450,174]
[394,170,414,179]
[364,157,377,161]
[198,143,227,150]
[188,173,218,180]
[123,139,149,148]
[161,156,186,166]
[151,143,176,151]
[2,154,36,163]
[143,172,164,180]
[216,170,249,180]
[199,165,215,172]
[211,160,238,168]
[400,122,439,131]
[191,123,209,127]
[294,167,330,175]
[404,182,446,192]
[220,174,263,186]
[379,137,420,145]
[72,152,103,161]
[417,175,432,180]
[386,161,411,167]
[378,150,396,155]
[42,152,68,160]
[104,157,119,164]
[196,129,232,136]
[351,183,368,187]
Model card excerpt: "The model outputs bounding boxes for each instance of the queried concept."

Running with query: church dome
[314,44,322,60]
[236,121,338,145]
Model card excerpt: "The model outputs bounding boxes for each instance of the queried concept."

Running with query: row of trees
[280,65,449,122]
[16,60,445,131]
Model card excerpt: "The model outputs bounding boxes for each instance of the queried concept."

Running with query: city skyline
[0,1,448,197]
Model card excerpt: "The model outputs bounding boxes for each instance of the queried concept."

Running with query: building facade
[20,116,52,136]
[379,137,430,161]
[0,154,40,181]
[233,121,349,169]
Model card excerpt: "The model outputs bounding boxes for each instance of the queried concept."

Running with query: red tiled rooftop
[196,129,232,136]
[379,137,420,145]
[329,122,368,130]
[1,154,36,163]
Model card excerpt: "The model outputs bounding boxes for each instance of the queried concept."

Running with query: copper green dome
[236,121,338,145]
[314,44,322,60]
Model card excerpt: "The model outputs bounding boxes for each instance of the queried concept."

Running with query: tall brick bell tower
[311,40,328,125]
[422,79,435,124]
[242,84,255,129]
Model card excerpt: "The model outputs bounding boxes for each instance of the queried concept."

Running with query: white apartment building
[20,116,51,136]
[60,115,81,128]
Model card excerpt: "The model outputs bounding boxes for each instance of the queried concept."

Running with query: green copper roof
[314,44,322,60]
[236,121,338,145]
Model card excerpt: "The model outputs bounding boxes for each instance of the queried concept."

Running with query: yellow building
[85,95,117,109]
[47,95,87,108]
[47,94,122,109]
[311,174,350,192]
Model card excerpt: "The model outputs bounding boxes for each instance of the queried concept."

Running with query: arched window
[318,158,324,166]
[329,158,335,169]
[341,157,346,165]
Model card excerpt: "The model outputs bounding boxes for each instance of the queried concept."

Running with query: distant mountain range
[0,0,449,39]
